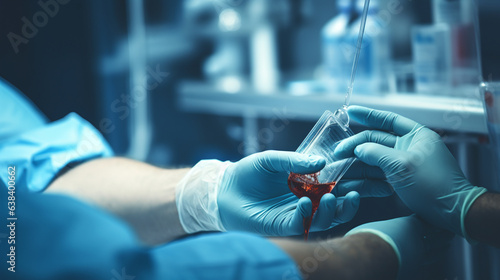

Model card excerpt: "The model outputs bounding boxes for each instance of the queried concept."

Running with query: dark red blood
[288,172,336,241]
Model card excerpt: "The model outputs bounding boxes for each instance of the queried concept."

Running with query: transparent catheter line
[335,0,371,129]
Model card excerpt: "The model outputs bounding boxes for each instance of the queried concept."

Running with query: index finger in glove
[256,150,326,174]
[348,106,422,136]
[334,130,397,159]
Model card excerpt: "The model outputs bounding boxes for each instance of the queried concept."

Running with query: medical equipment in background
[184,0,310,95]
[434,0,477,86]
[321,0,479,98]
[126,0,152,161]
[94,0,194,161]
[412,0,479,97]
[347,0,389,94]
[321,0,355,92]
[322,0,389,95]
[482,82,500,191]
[412,0,454,95]
[412,24,453,95]
[247,0,281,94]
[184,0,248,94]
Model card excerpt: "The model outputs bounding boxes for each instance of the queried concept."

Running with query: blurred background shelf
[179,80,487,134]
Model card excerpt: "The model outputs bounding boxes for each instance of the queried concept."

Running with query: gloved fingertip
[347,105,364,112]
[297,197,312,218]
[346,106,370,122]
[306,155,326,169]
[333,141,352,159]
[332,194,359,224]
[320,193,337,210]
[354,145,363,156]
[291,153,326,174]
[308,154,325,163]
[346,191,361,208]
[354,144,371,161]
[339,191,360,221]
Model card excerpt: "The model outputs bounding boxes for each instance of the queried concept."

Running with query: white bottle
[412,24,453,95]
[346,0,389,94]
[321,0,354,92]
[432,0,477,97]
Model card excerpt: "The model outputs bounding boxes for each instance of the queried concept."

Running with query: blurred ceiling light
[219,9,242,32]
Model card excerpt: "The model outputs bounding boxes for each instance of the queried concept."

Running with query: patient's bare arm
[465,192,500,248]
[272,233,398,280]
[46,157,190,245]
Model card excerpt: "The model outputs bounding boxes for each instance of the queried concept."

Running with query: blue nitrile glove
[333,160,394,198]
[334,106,487,241]
[346,215,454,280]
[218,151,361,236]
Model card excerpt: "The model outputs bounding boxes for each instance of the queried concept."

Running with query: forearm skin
[465,192,500,248]
[272,233,398,280]
[46,157,190,245]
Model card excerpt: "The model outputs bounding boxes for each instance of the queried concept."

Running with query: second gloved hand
[334,106,487,240]
[218,151,360,236]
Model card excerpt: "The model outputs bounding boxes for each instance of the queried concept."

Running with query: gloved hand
[334,106,487,240]
[218,151,361,236]
[346,215,454,280]
[332,160,394,198]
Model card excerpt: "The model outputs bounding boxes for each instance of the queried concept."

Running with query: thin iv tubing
[344,0,371,108]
